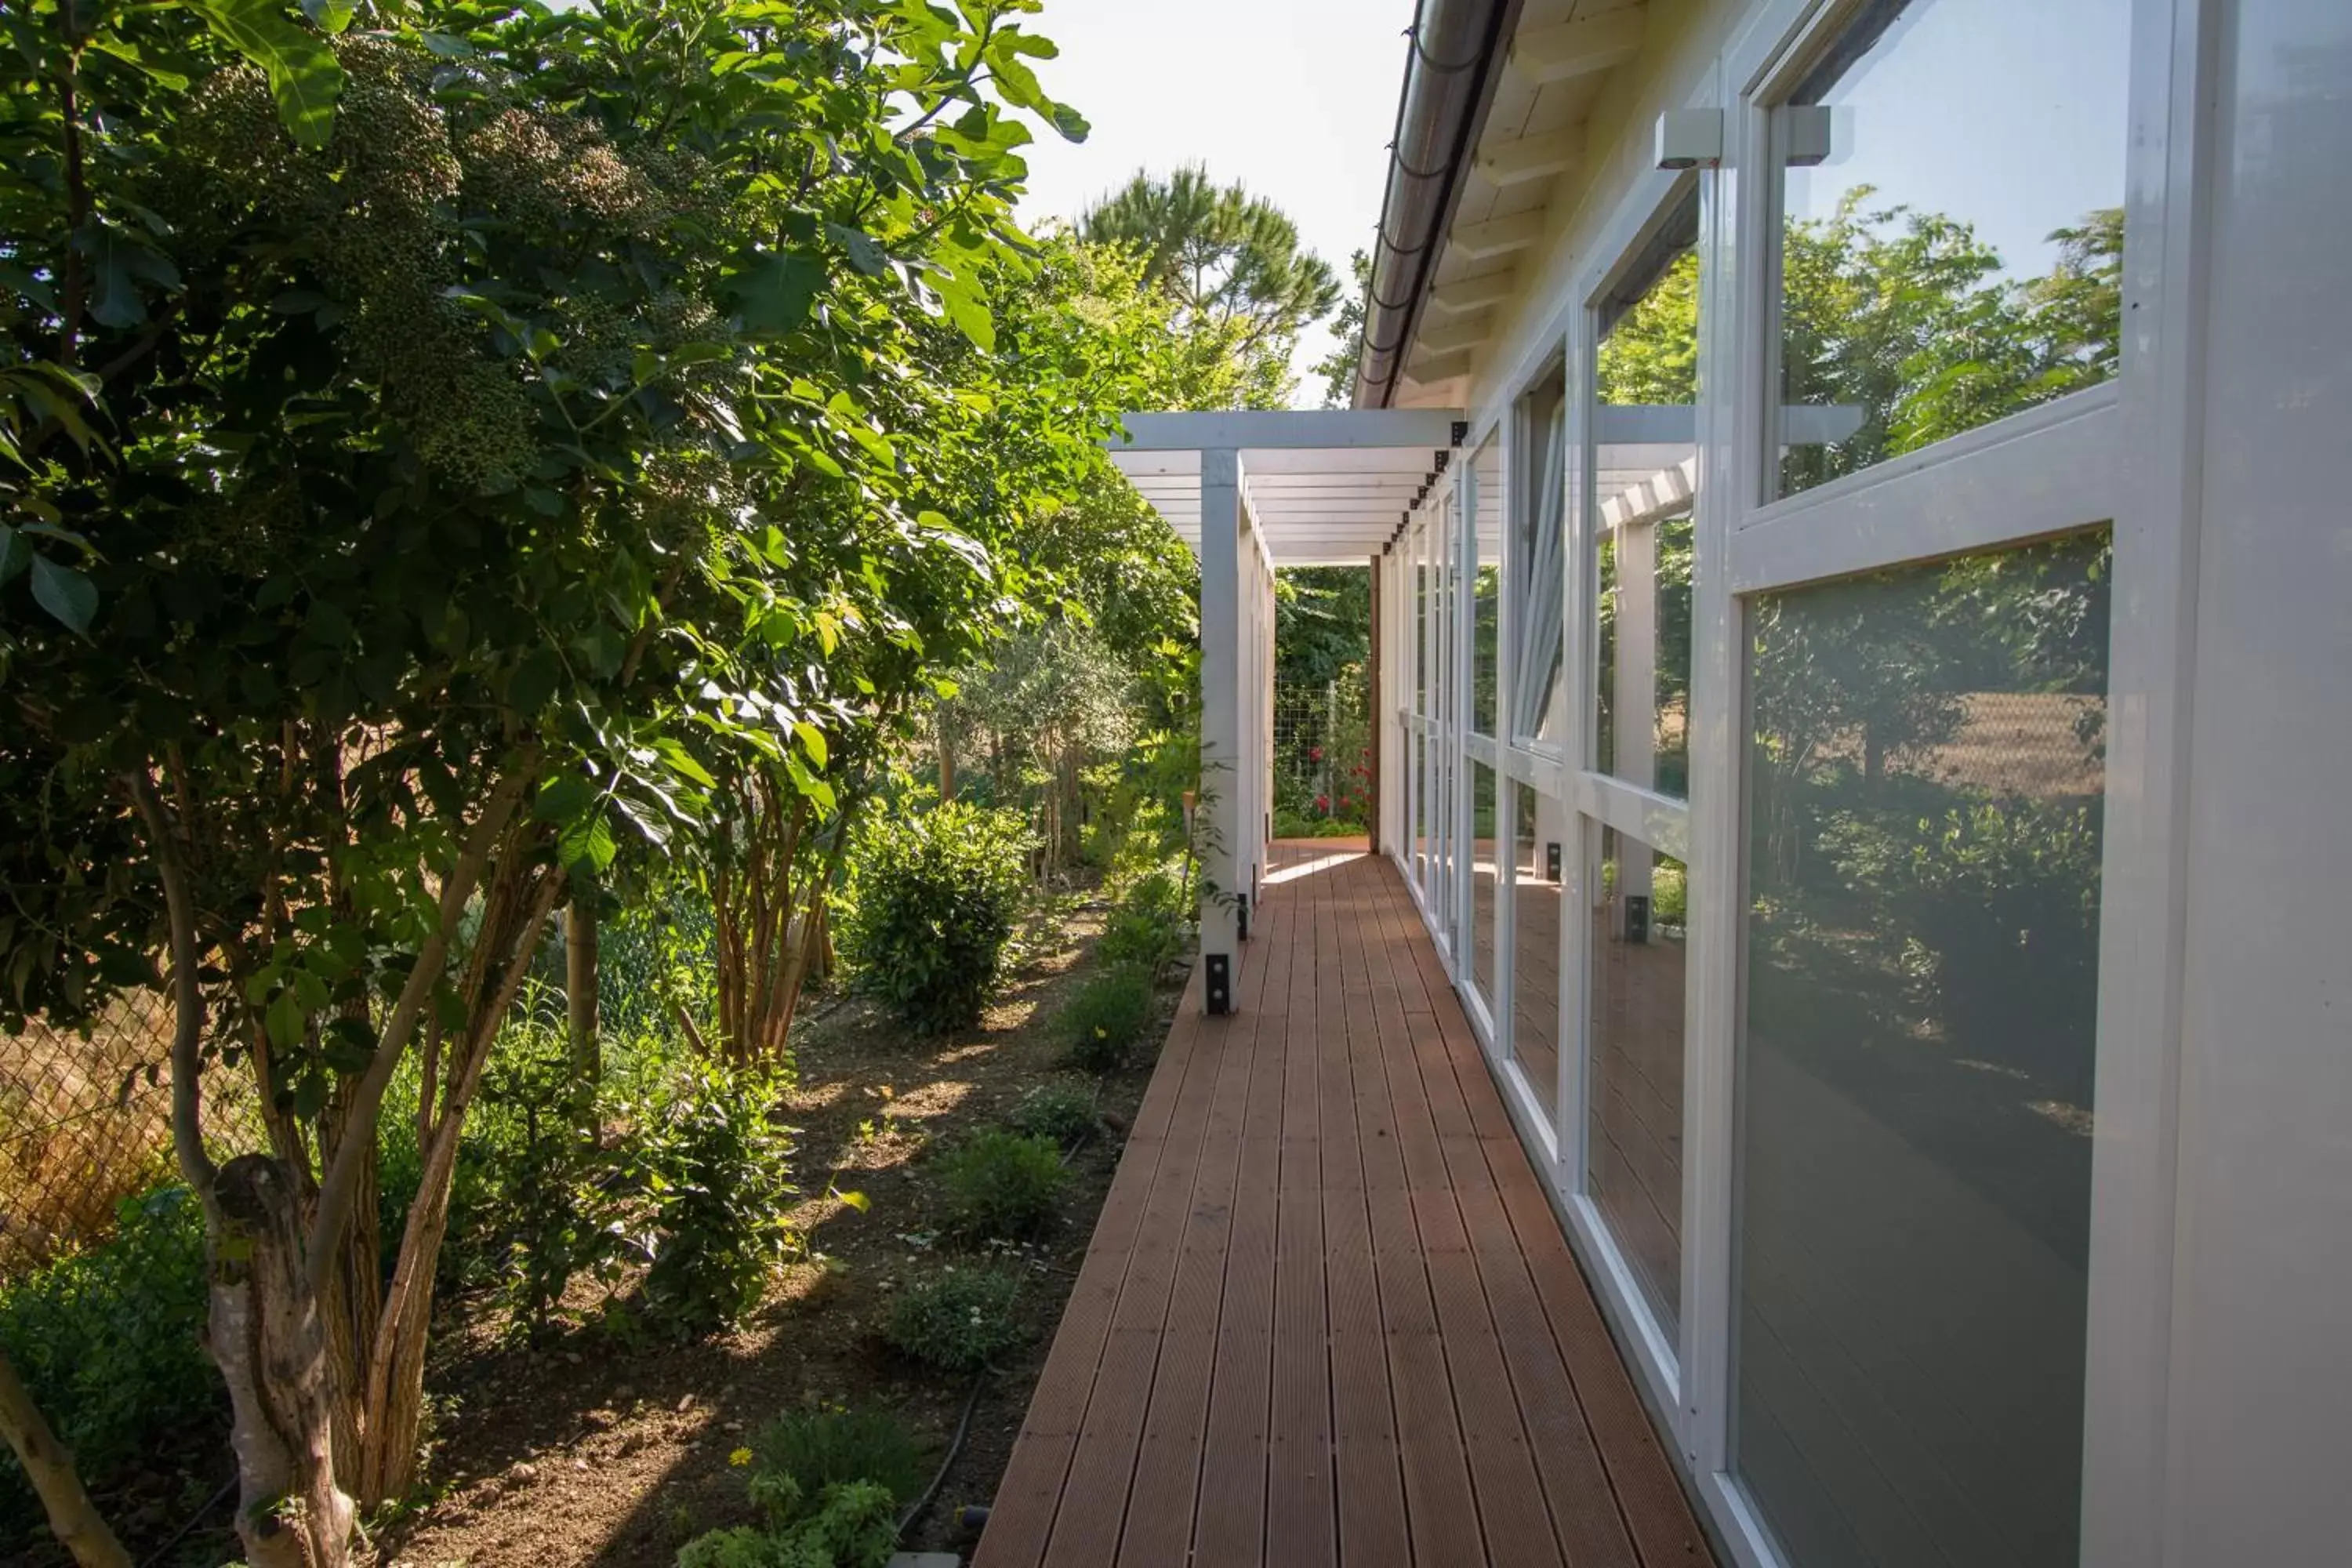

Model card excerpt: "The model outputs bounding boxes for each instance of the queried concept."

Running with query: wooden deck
[975,841,1715,1568]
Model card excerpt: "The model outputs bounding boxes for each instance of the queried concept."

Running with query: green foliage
[839,801,1035,1033]
[473,1005,626,1336]
[633,1058,798,1336]
[882,1265,1027,1375]
[675,1479,898,1568]
[747,1407,927,1529]
[1095,868,1189,975]
[1312,247,1371,408]
[1777,191,2123,493]
[934,1128,1066,1240]
[0,1186,218,1539]
[1821,797,2103,1044]
[1081,164,1342,364]
[1004,1082,1098,1147]
[1059,966,1156,1073]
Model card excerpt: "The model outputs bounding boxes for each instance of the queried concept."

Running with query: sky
[1788,0,2131,281]
[1011,0,1421,407]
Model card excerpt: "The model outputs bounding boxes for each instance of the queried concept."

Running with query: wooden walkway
[975,841,1715,1568]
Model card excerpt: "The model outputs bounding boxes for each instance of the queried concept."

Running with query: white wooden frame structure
[1109,410,1462,1007]
[1112,1,2352,1560]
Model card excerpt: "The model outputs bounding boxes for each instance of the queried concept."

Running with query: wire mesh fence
[0,995,254,1283]
[1272,673,1372,834]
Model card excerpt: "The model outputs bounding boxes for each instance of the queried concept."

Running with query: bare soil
[367,887,1174,1568]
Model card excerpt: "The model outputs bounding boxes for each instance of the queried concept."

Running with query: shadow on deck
[975,840,1715,1567]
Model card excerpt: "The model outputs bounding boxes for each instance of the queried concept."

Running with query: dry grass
[0,995,256,1280]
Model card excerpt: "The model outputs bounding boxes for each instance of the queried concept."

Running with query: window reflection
[1510,781,1563,1118]
[1775,0,2130,497]
[1472,434,1502,737]
[1737,530,2111,1568]
[1512,366,1568,750]
[1587,823,1686,1335]
[1595,192,1697,798]
[1470,761,1499,1011]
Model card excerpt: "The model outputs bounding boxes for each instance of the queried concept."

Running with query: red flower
[1315,794,1331,812]
[1308,746,1323,761]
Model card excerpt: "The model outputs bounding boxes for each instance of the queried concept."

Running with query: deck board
[976,843,1716,1568]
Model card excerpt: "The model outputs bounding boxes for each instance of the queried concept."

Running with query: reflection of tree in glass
[1749,532,2111,1099]
[1597,249,1699,407]
[1780,191,2123,493]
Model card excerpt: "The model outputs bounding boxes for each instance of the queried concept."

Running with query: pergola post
[1199,447,1243,1013]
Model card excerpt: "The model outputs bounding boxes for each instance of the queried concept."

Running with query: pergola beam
[1113,408,1459,452]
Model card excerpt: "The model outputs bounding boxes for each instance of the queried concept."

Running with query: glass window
[1511,366,1569,750]
[1737,530,2111,1568]
[1510,781,1563,1116]
[1472,434,1502,736]
[1594,191,1698,797]
[1774,0,2130,498]
[1586,823,1687,1335]
[1469,760,1499,1011]
[1414,525,1429,715]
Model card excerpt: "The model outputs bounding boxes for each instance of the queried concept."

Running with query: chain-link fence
[0,996,253,1282]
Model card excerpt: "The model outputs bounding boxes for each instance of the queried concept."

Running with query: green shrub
[1095,868,1189,974]
[934,1128,1065,1240]
[1060,964,1156,1072]
[0,1185,218,1541]
[633,1058,798,1335]
[1003,1083,1098,1147]
[676,1481,898,1568]
[470,1013,626,1338]
[748,1406,927,1527]
[882,1265,1026,1374]
[839,800,1036,1033]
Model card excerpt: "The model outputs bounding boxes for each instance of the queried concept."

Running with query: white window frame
[1385,3,2210,1567]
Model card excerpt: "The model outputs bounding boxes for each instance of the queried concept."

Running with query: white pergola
[1109,408,1464,1011]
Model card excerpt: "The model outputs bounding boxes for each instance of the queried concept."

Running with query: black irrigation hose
[897,1368,987,1543]
[140,1476,235,1568]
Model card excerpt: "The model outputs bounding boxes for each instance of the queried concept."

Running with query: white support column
[1198,448,1243,1012]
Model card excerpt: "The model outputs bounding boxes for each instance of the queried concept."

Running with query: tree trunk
[0,1345,131,1568]
[208,1154,354,1568]
[354,869,558,1508]
[566,880,600,1091]
[938,717,956,803]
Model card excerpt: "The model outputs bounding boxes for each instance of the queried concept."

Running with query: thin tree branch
[305,761,535,1294]
[0,1347,129,1568]
[127,768,216,1196]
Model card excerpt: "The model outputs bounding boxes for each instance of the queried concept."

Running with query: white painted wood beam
[1506,7,1646,89]
[1112,408,1460,452]
[1426,272,1519,317]
[1446,209,1545,260]
[1196,446,1243,996]
[1475,124,1585,187]
[1416,314,1493,355]
[1408,343,1477,383]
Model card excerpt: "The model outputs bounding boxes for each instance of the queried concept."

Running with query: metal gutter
[1353,0,1521,409]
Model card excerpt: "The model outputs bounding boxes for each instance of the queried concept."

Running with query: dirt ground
[366,887,1175,1568]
